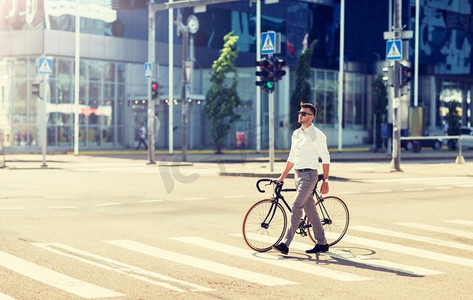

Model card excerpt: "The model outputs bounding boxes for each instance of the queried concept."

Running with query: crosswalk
[1,219,473,298]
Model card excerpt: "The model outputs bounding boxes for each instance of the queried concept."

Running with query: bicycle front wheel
[308,196,349,247]
[242,199,287,252]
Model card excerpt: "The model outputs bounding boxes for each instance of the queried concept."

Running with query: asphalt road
[1,156,473,299]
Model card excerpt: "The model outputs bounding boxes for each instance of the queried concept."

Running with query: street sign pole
[147,4,156,164]
[268,55,274,172]
[37,57,53,168]
[391,0,402,172]
[41,73,48,168]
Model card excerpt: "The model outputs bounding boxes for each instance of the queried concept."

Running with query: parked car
[401,136,443,151]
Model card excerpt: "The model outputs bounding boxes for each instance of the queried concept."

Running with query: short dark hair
[300,102,316,116]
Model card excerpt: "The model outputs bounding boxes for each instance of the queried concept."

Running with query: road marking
[350,225,473,252]
[94,202,122,207]
[0,207,25,210]
[0,292,16,300]
[362,177,470,184]
[434,187,451,190]
[139,200,164,203]
[404,188,425,192]
[395,222,473,240]
[232,233,440,277]
[183,197,206,201]
[46,206,77,209]
[368,190,392,193]
[33,243,212,293]
[447,220,473,227]
[336,191,361,195]
[329,233,473,268]
[223,195,245,199]
[0,250,123,298]
[292,241,442,276]
[104,240,297,286]
[173,236,372,282]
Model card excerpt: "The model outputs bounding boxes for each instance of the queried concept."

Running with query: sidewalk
[2,147,472,182]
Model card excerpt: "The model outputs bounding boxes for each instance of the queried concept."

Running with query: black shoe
[272,243,289,255]
[306,244,329,254]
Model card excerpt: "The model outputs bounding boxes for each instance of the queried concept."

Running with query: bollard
[455,137,465,164]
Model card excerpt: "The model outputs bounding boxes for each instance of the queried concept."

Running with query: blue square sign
[261,31,276,55]
[386,40,402,61]
[38,57,53,74]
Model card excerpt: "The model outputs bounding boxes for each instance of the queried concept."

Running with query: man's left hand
[320,182,329,194]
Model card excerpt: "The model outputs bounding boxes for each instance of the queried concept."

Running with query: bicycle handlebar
[256,173,326,194]
[256,179,279,193]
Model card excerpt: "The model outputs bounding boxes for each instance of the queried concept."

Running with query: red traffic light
[151,81,159,99]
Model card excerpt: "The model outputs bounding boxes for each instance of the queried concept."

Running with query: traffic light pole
[391,0,402,172]
[268,59,275,172]
[41,74,48,168]
[147,4,156,164]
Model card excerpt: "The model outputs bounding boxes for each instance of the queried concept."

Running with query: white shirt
[287,123,330,170]
[139,126,146,138]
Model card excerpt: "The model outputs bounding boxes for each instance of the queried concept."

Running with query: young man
[273,102,330,255]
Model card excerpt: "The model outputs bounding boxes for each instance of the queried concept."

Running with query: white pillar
[168,1,174,154]
[73,0,80,156]
[337,0,345,151]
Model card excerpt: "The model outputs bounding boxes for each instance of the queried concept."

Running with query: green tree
[372,75,388,148]
[204,32,241,154]
[289,40,317,129]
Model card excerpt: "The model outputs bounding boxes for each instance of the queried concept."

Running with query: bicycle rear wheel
[242,199,287,252]
[308,196,349,247]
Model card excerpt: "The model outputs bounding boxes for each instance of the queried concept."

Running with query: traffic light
[32,83,41,98]
[273,57,286,81]
[151,81,159,100]
[255,58,274,93]
[400,64,412,87]
[382,65,394,87]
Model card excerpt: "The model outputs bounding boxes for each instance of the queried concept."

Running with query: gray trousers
[283,169,327,247]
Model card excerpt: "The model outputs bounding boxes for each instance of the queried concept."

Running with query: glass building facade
[1,0,472,151]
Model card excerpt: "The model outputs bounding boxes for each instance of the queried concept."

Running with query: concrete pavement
[2,147,472,182]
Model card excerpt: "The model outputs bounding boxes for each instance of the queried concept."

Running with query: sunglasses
[297,111,313,117]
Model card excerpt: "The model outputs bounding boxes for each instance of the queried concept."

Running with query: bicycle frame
[263,180,325,238]
[244,177,349,252]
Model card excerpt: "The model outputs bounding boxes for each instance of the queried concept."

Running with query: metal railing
[400,135,473,163]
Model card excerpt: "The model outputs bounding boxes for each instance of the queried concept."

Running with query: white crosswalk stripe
[0,292,16,300]
[395,222,473,240]
[172,236,372,282]
[447,219,473,227]
[232,233,442,277]
[350,225,473,251]
[329,233,473,267]
[33,242,213,293]
[104,239,298,286]
[0,251,123,298]
[3,219,473,298]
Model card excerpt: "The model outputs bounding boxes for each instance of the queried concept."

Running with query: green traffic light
[266,82,274,89]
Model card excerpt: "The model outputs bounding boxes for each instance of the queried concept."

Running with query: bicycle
[242,174,349,252]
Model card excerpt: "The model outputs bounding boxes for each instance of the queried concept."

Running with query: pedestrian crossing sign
[38,57,53,74]
[386,40,402,61]
[261,31,276,55]
[144,62,152,78]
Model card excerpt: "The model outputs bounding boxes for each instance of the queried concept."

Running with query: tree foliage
[289,40,317,129]
[204,32,241,154]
